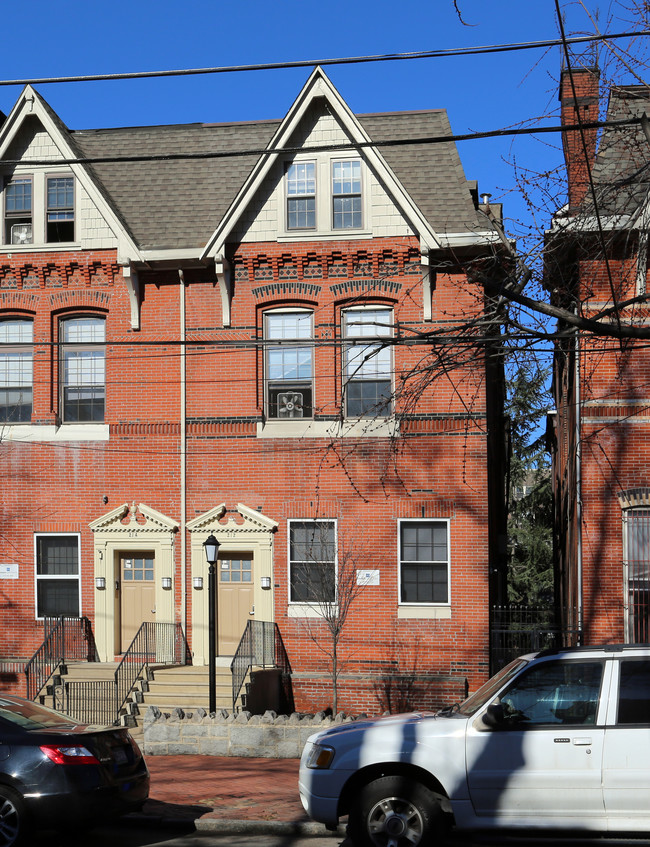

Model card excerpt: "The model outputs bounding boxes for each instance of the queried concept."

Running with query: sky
[0,0,646,253]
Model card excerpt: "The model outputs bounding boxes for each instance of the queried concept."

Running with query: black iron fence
[25,616,98,700]
[231,620,292,712]
[57,680,117,726]
[490,605,582,672]
[115,622,190,719]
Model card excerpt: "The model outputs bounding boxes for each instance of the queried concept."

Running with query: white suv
[299,645,650,846]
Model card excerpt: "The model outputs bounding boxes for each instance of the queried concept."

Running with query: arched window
[0,318,33,423]
[264,309,313,419]
[60,315,105,422]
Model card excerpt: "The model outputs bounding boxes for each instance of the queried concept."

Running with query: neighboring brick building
[0,68,506,711]
[548,66,650,645]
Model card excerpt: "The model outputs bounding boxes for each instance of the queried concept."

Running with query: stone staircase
[39,660,242,746]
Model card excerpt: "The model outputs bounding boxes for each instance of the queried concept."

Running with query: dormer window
[4,177,32,245]
[286,162,316,230]
[332,160,362,229]
[46,176,74,243]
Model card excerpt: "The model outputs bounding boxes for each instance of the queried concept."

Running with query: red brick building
[549,66,650,645]
[0,68,506,712]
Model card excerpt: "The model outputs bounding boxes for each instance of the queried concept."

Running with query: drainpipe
[575,319,583,642]
[179,270,187,636]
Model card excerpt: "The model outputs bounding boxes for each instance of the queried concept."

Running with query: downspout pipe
[575,319,583,642]
[179,270,187,637]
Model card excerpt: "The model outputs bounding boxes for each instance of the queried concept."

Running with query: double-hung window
[35,534,80,618]
[399,520,450,604]
[289,520,336,603]
[265,311,313,419]
[4,177,32,245]
[60,316,106,423]
[286,162,316,230]
[343,308,392,417]
[332,160,362,229]
[46,176,74,243]
[0,319,33,423]
[624,508,650,642]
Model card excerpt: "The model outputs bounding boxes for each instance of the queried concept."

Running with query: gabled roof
[591,85,650,221]
[1,71,496,257]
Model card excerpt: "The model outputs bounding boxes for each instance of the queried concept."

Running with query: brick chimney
[560,66,600,211]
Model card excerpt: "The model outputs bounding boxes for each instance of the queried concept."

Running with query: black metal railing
[59,680,117,726]
[25,616,98,701]
[115,622,190,720]
[490,605,582,672]
[231,620,292,711]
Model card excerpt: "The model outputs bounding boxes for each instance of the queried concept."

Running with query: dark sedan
[0,694,149,846]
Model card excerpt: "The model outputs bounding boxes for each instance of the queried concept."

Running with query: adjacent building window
[286,162,316,230]
[0,319,33,423]
[332,160,362,229]
[289,520,336,602]
[343,308,392,417]
[46,176,74,242]
[4,177,32,245]
[60,316,106,423]
[399,520,450,604]
[624,508,650,642]
[35,534,80,618]
[265,311,313,419]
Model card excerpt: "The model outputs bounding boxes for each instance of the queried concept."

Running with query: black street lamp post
[203,533,220,714]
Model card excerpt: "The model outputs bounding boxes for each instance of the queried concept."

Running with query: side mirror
[482,703,505,728]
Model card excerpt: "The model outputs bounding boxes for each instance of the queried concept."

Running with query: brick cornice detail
[618,488,650,509]
[0,257,119,291]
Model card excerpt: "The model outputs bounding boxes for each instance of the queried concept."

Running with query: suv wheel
[349,775,441,847]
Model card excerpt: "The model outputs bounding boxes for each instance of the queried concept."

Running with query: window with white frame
[286,162,316,230]
[0,318,33,423]
[289,520,336,603]
[399,520,450,604]
[46,176,74,243]
[265,310,313,419]
[4,176,33,245]
[624,508,650,642]
[343,307,392,417]
[60,316,106,423]
[332,160,362,229]
[35,534,80,618]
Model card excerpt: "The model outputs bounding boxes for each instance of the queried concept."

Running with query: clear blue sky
[0,0,646,241]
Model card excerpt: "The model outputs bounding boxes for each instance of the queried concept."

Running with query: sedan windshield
[456,658,529,716]
[0,698,79,730]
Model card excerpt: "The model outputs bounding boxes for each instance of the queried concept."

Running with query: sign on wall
[0,564,18,579]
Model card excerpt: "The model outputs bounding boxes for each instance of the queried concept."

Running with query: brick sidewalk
[141,755,309,824]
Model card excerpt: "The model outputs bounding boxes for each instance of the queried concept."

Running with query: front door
[217,555,254,655]
[119,552,156,651]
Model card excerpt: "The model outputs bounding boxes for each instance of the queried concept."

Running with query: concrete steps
[138,664,237,714]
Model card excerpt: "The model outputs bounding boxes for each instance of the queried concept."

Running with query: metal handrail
[24,616,98,701]
[114,622,190,720]
[230,620,292,711]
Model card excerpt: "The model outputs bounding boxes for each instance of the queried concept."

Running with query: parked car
[299,645,650,846]
[0,694,149,846]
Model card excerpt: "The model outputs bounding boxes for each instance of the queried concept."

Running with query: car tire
[348,775,442,847]
[0,786,25,847]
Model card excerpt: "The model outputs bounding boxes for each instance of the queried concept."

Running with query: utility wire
[0,117,643,168]
[0,31,645,87]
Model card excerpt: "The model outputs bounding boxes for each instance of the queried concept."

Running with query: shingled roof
[70,109,486,252]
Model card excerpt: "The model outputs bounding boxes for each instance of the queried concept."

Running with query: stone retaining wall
[142,707,365,757]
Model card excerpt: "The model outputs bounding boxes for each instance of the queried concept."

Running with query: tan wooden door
[217,555,254,655]
[120,552,156,651]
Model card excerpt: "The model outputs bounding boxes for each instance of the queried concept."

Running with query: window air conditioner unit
[11,223,32,245]
[278,392,304,418]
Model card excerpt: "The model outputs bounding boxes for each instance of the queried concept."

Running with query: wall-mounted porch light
[161,576,172,590]
[261,576,272,590]
[95,576,106,590]
[193,576,204,590]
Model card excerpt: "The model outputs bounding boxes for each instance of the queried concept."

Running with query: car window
[497,660,603,727]
[457,659,529,716]
[618,659,650,725]
[0,698,79,730]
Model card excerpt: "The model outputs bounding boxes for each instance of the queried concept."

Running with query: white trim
[397,605,452,619]
[33,532,81,621]
[256,418,399,439]
[398,517,451,607]
[0,424,109,441]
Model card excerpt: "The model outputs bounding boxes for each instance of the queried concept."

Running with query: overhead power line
[1,117,642,168]
[0,31,646,87]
